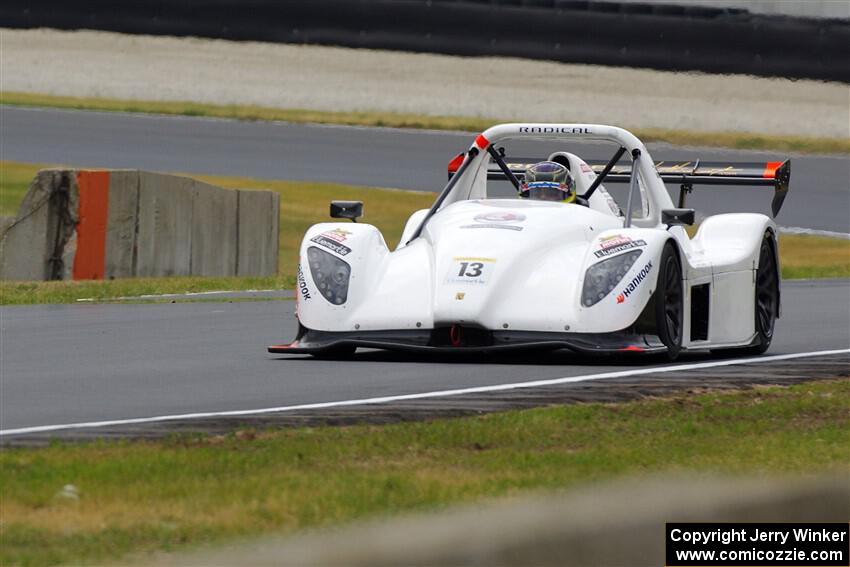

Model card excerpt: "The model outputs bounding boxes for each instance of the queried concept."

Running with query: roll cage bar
[408,124,666,243]
[408,123,790,244]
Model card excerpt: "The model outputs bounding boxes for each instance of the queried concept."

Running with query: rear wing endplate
[452,157,791,217]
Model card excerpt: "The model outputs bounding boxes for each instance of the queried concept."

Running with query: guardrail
[1,0,847,82]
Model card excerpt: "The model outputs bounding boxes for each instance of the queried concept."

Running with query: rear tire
[739,232,779,356]
[654,242,683,361]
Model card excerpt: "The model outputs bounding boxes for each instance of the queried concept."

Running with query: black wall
[2,0,847,82]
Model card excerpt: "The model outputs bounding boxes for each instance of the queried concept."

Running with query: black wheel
[654,242,683,361]
[739,233,779,355]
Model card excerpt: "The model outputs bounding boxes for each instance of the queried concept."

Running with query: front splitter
[268,328,667,355]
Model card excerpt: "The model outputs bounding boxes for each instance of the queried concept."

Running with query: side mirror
[330,200,363,222]
[662,208,695,227]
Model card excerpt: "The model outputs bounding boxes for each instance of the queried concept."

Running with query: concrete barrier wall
[104,170,140,279]
[0,169,278,281]
[135,172,195,278]
[237,190,280,277]
[0,170,78,281]
[191,180,238,277]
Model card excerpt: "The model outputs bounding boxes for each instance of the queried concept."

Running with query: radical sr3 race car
[270,124,790,360]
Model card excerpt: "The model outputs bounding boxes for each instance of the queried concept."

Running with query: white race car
[270,124,790,360]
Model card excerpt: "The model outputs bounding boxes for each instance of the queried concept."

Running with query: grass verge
[779,235,850,279]
[1,161,847,305]
[3,91,848,154]
[0,276,293,306]
[1,379,848,565]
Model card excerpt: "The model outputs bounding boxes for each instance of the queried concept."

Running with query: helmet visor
[524,181,570,201]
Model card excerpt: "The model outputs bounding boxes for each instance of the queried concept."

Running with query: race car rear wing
[450,156,791,217]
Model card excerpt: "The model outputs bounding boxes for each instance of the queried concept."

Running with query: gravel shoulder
[2,28,848,138]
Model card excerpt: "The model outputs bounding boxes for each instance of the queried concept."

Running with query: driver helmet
[519,161,576,202]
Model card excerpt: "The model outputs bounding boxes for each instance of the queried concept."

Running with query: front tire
[654,242,683,361]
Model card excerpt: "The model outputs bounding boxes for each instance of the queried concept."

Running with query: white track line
[2,348,848,437]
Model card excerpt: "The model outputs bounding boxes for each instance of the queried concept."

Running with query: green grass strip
[3,91,848,154]
[1,379,848,565]
[0,276,294,306]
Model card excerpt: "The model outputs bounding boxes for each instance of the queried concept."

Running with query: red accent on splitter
[267,342,301,354]
[621,345,645,352]
[474,134,490,149]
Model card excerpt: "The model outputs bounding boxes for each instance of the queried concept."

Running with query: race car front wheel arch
[654,241,684,360]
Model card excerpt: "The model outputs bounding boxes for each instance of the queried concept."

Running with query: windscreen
[481,140,639,215]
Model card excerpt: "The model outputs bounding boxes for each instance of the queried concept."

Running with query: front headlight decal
[581,250,643,307]
[307,246,351,305]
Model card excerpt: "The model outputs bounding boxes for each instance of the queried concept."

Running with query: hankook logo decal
[297,265,311,300]
[617,261,653,303]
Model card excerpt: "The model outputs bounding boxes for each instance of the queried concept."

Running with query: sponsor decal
[617,261,653,302]
[454,256,497,262]
[474,212,526,223]
[297,265,311,300]
[460,223,524,231]
[593,235,646,258]
[455,292,465,300]
[580,163,593,174]
[654,161,741,177]
[321,228,352,243]
[654,161,693,173]
[518,126,591,135]
[310,235,352,256]
[702,166,738,176]
[603,192,623,216]
[599,234,631,248]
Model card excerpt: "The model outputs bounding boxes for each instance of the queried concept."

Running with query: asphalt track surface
[1,280,848,439]
[2,106,849,233]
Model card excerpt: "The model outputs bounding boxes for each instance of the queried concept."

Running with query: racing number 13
[458,262,483,277]
[447,257,495,285]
